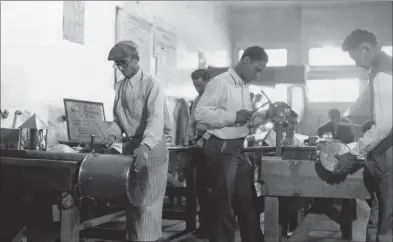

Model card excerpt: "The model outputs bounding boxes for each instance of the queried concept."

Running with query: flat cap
[108,40,139,61]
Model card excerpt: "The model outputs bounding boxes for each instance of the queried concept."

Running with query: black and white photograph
[1,1,392,242]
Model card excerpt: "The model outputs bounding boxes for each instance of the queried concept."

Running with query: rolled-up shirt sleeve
[141,80,165,149]
[194,79,237,129]
[350,72,393,156]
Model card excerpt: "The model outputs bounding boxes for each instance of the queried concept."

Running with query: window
[306,79,359,103]
[204,51,230,67]
[239,48,287,67]
[382,46,392,56]
[308,47,355,66]
[249,84,289,104]
[176,51,198,69]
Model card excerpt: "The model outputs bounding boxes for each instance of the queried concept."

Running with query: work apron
[123,136,169,242]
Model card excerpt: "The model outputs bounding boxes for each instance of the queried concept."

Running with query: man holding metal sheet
[194,46,268,242]
[107,40,171,242]
[334,29,392,242]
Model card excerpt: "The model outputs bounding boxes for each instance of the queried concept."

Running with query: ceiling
[223,0,380,10]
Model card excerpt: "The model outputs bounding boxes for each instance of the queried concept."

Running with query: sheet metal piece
[319,141,350,172]
[77,153,147,207]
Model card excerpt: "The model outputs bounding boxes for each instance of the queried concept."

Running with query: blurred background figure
[317,108,355,144]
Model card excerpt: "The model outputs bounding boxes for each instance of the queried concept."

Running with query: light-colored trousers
[123,138,168,242]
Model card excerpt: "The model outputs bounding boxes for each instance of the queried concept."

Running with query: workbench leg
[185,166,197,232]
[60,193,80,242]
[340,199,353,241]
[264,197,282,242]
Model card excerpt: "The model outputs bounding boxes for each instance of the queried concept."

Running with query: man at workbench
[335,29,392,242]
[194,46,268,242]
[263,110,304,147]
[107,40,170,242]
[187,68,212,238]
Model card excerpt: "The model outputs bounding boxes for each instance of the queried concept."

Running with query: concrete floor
[156,199,370,242]
[84,197,370,242]
[20,198,369,242]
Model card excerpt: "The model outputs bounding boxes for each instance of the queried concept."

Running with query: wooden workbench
[1,148,198,242]
[260,156,369,242]
[1,146,370,242]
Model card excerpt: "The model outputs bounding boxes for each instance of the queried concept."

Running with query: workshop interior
[1,1,392,242]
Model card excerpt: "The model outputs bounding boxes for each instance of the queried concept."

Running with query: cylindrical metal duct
[77,153,148,207]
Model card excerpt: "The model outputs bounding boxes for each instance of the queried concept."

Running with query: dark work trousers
[364,146,392,242]
[193,151,212,232]
[204,135,264,242]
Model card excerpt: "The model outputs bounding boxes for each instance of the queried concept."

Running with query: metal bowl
[319,140,350,172]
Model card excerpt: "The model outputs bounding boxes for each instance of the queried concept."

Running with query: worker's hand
[132,144,150,172]
[332,152,358,175]
[362,120,375,133]
[236,109,253,124]
[101,134,116,147]
[281,137,293,147]
[187,134,198,146]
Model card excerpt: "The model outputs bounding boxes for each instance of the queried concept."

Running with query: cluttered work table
[0,145,369,242]
[0,97,370,242]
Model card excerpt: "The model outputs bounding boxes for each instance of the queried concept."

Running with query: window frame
[238,48,288,67]
[305,45,368,103]
[382,46,392,56]
[308,46,356,67]
[306,78,361,103]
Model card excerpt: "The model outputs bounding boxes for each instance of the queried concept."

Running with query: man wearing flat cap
[334,29,392,242]
[108,40,171,242]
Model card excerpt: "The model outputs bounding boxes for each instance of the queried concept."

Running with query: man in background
[108,40,170,242]
[263,110,304,147]
[317,108,355,144]
[187,68,211,238]
[335,29,392,242]
[194,46,268,242]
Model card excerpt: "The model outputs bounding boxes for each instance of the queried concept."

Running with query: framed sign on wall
[63,98,106,143]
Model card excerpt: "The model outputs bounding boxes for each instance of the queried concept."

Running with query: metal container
[77,153,148,207]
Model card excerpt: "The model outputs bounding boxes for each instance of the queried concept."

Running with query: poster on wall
[153,17,177,88]
[63,1,85,45]
[115,7,153,87]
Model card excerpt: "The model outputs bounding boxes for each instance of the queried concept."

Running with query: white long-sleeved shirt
[194,68,252,140]
[350,72,392,156]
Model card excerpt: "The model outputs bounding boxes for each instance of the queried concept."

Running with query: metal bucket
[77,153,148,207]
[319,140,350,172]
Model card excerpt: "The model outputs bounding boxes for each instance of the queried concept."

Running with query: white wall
[1,1,232,123]
[1,1,123,121]
[122,1,231,99]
